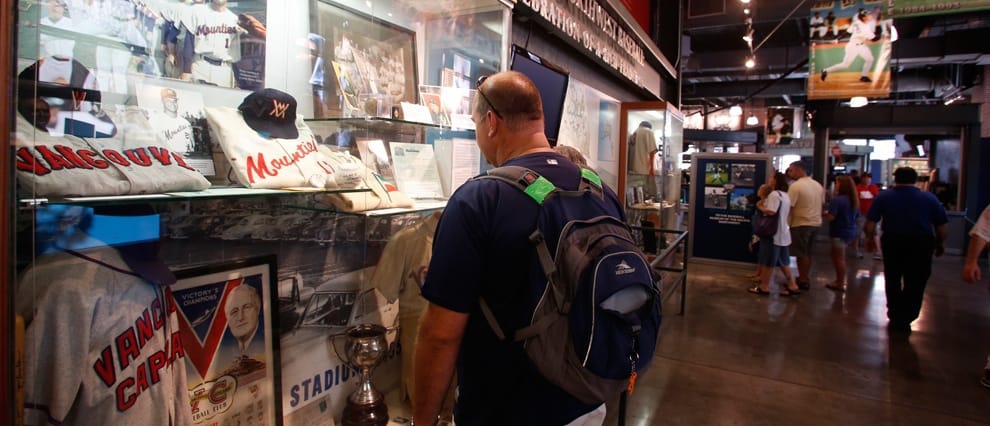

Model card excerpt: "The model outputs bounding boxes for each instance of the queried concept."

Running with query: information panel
[689,153,771,265]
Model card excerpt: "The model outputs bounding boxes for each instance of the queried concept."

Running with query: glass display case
[6,0,507,424]
[617,101,685,251]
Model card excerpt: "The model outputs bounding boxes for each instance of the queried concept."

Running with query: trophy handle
[327,330,349,364]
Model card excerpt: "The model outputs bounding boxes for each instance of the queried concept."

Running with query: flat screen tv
[509,45,569,146]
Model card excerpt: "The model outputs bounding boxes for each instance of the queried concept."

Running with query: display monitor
[509,45,569,146]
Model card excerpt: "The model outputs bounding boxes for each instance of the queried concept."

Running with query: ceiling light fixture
[741,0,751,4]
[746,113,759,126]
[849,96,868,108]
[743,7,750,14]
[729,105,743,116]
[745,57,755,68]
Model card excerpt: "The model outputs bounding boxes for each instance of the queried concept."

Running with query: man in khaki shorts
[786,161,824,289]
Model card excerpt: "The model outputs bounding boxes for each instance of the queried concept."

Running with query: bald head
[473,71,554,166]
[475,71,544,131]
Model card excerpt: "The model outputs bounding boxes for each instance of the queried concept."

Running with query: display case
[617,101,684,251]
[6,0,507,424]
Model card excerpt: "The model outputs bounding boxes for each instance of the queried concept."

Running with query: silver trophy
[335,324,389,426]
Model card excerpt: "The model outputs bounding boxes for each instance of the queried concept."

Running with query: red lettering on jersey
[245,153,276,183]
[148,351,167,383]
[93,346,117,387]
[134,362,150,394]
[149,147,173,165]
[164,287,178,314]
[36,145,74,171]
[54,145,94,169]
[78,149,109,169]
[151,297,165,330]
[135,309,154,348]
[103,150,131,166]
[116,328,140,370]
[172,152,196,171]
[169,330,185,363]
[124,148,153,167]
[15,147,51,175]
[117,377,137,411]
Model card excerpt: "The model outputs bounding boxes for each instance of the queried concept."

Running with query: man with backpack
[413,71,660,425]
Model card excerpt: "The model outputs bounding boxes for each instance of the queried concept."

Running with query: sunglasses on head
[476,75,503,119]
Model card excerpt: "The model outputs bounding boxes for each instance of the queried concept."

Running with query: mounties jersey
[149,112,195,154]
[184,3,242,62]
[16,247,193,426]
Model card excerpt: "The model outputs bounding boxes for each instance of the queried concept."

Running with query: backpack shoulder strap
[473,165,556,205]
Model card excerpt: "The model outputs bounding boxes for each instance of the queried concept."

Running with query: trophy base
[341,400,389,426]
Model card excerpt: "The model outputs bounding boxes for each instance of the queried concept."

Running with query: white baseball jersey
[184,3,241,62]
[40,16,76,58]
[367,213,438,403]
[16,247,193,426]
[149,112,195,154]
[847,17,875,44]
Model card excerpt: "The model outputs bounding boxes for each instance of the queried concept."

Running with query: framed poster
[315,2,418,118]
[171,255,282,425]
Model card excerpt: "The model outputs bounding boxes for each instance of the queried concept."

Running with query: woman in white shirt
[749,172,802,296]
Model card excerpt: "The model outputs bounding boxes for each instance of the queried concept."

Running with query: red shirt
[856,184,879,215]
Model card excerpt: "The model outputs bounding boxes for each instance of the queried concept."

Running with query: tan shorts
[790,226,819,257]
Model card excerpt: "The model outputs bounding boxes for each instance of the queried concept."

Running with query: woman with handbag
[749,172,801,296]
[824,175,860,292]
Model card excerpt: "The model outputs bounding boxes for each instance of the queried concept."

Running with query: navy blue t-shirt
[828,195,858,240]
[866,186,948,235]
[421,152,624,425]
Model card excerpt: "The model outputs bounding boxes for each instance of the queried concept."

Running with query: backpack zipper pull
[627,333,640,394]
[627,371,638,394]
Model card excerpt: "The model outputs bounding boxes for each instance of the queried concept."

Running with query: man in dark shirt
[413,71,622,425]
[865,167,948,332]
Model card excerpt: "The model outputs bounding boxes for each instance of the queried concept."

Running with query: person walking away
[786,161,825,290]
[824,175,860,291]
[961,204,990,388]
[864,167,948,333]
[413,71,623,425]
[748,172,801,296]
[854,172,879,257]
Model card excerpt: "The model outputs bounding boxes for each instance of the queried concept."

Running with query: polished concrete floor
[620,242,990,425]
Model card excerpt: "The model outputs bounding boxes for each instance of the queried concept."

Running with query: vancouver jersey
[16,247,193,426]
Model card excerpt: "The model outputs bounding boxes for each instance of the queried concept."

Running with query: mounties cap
[237,88,299,139]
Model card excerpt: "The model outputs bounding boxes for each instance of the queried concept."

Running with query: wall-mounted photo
[703,186,728,209]
[704,163,730,185]
[314,2,417,118]
[135,83,216,175]
[729,188,755,211]
[21,0,267,93]
[730,163,756,186]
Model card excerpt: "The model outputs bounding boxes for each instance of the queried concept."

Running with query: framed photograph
[314,1,418,118]
[170,255,282,425]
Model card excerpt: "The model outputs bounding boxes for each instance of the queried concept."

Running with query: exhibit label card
[388,142,444,199]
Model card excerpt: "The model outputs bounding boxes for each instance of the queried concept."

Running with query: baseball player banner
[890,0,990,17]
[807,0,892,100]
[170,256,282,425]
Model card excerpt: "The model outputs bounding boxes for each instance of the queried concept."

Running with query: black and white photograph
[730,163,756,187]
[136,83,215,175]
[704,186,729,209]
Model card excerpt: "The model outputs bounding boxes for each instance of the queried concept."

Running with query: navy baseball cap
[238,88,299,139]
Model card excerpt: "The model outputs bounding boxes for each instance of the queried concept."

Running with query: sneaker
[982,370,990,389]
[860,76,872,82]
[821,70,828,81]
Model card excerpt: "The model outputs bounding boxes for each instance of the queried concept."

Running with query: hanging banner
[807,0,892,100]
[890,0,990,17]
[689,153,771,265]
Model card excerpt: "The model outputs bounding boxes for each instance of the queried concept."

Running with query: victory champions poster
[171,256,281,425]
[807,0,892,100]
